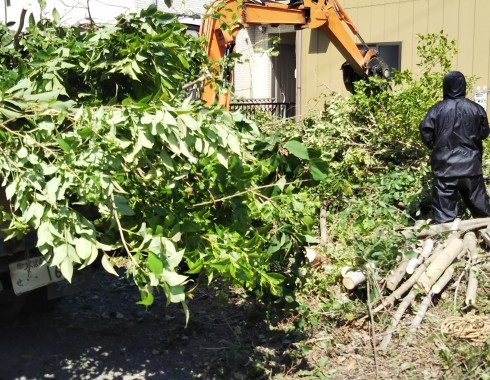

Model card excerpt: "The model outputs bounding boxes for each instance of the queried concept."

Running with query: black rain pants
[432,175,490,224]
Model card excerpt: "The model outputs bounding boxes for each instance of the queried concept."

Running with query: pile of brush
[340,217,490,350]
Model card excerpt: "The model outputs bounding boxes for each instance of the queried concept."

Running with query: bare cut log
[319,206,328,246]
[465,231,479,307]
[479,228,490,248]
[410,264,455,333]
[464,232,478,258]
[406,239,434,275]
[402,217,490,239]
[409,292,433,333]
[304,247,326,266]
[385,256,410,291]
[372,236,455,314]
[416,237,464,293]
[431,265,455,294]
[342,270,366,290]
[373,258,431,314]
[405,257,418,275]
[379,290,415,351]
[465,268,478,307]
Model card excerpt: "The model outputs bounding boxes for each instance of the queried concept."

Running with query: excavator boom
[200,0,390,107]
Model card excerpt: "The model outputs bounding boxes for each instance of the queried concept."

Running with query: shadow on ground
[0,269,301,380]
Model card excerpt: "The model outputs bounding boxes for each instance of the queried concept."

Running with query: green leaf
[163,238,176,259]
[177,54,190,69]
[4,181,16,200]
[56,138,72,152]
[171,232,182,242]
[309,164,328,180]
[75,236,95,260]
[275,176,287,191]
[138,129,154,149]
[185,261,203,274]
[101,254,119,276]
[41,163,58,176]
[162,271,187,287]
[45,177,61,205]
[179,114,199,131]
[168,284,185,303]
[309,158,329,180]
[262,272,285,285]
[23,202,44,228]
[52,243,70,267]
[148,252,164,275]
[37,221,53,247]
[60,257,73,283]
[195,138,203,153]
[17,147,28,159]
[227,133,241,155]
[305,235,320,243]
[166,132,181,155]
[138,289,154,306]
[114,195,135,216]
[168,248,184,269]
[160,148,175,170]
[24,91,60,103]
[0,107,21,119]
[81,240,99,267]
[284,140,309,160]
[217,148,228,168]
[52,7,61,24]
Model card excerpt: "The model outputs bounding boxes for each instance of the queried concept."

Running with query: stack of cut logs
[339,217,490,350]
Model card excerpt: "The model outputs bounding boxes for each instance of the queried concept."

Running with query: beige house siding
[300,0,490,115]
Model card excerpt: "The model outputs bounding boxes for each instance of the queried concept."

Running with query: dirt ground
[0,268,485,380]
[0,268,297,380]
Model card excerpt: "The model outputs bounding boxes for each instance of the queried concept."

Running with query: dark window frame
[358,42,402,72]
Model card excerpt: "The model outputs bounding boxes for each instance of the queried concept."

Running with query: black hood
[443,71,466,99]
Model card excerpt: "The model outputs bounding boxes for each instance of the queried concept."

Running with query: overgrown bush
[259,33,463,328]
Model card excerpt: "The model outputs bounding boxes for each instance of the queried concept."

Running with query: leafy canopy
[0,5,325,316]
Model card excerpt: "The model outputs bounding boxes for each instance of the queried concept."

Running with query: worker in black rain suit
[419,71,490,224]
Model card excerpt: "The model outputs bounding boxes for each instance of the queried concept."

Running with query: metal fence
[230,98,295,119]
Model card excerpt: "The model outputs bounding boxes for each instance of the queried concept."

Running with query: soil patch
[0,269,485,380]
[0,269,294,380]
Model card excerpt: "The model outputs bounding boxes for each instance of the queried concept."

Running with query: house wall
[234,28,257,99]
[300,0,490,115]
[234,26,279,100]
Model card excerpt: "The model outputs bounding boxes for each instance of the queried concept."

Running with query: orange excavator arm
[199,0,390,108]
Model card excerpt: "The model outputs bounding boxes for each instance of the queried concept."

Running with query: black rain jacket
[419,71,490,177]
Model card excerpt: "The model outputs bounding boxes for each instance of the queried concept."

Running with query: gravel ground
[0,269,293,380]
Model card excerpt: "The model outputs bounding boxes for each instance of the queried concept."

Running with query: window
[360,42,401,73]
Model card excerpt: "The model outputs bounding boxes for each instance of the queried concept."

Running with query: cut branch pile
[352,218,490,350]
